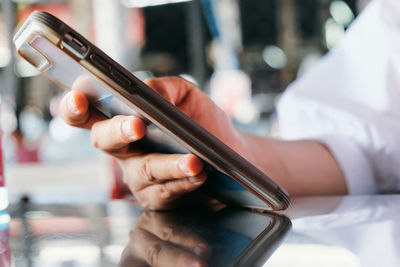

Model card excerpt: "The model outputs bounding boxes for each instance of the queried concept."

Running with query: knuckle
[136,191,164,210]
[134,192,146,205]
[160,226,174,241]
[143,202,156,210]
[139,157,155,183]
[146,242,162,266]
[159,184,172,199]
[139,199,151,210]
[135,193,156,210]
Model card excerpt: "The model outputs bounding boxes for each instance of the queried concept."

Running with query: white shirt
[277,0,400,194]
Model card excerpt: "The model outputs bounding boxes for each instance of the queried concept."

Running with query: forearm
[242,133,348,196]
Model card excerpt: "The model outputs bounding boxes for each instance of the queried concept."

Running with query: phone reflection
[119,208,291,267]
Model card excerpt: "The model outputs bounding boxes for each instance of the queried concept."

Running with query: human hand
[60,77,249,210]
[119,211,211,267]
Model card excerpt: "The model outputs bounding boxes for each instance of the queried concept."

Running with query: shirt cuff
[313,135,377,195]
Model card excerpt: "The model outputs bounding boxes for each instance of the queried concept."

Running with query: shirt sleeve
[314,135,376,194]
[277,0,400,194]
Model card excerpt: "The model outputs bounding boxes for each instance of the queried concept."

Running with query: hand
[119,211,211,267]
[60,77,250,210]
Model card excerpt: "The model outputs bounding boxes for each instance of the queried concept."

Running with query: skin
[119,211,210,267]
[60,76,348,210]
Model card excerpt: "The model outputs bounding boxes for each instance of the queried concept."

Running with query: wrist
[240,133,288,186]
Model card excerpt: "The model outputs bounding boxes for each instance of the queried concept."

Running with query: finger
[121,153,204,189]
[139,212,211,258]
[90,115,146,153]
[134,172,207,210]
[145,77,192,105]
[129,226,208,267]
[60,90,104,129]
[145,77,223,129]
[145,77,208,114]
[119,247,148,267]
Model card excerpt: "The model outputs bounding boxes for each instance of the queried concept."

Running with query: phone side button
[110,69,132,89]
[89,53,111,73]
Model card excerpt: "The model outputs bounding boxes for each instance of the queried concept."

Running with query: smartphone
[204,208,291,266]
[13,11,290,210]
[119,208,291,267]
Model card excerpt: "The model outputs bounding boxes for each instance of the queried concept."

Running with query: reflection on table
[4,194,400,267]
[4,200,290,267]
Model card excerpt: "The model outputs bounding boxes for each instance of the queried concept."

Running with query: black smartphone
[13,11,290,210]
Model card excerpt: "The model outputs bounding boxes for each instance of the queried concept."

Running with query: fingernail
[179,155,194,176]
[189,176,204,185]
[67,93,79,114]
[121,118,137,141]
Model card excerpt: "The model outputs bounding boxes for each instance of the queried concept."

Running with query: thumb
[144,77,197,106]
[144,77,211,118]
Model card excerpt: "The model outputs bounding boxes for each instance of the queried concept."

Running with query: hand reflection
[119,211,211,267]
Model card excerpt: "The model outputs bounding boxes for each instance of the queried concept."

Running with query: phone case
[13,11,290,210]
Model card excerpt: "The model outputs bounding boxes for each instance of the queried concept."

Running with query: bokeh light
[329,1,354,27]
[325,18,345,50]
[262,45,287,69]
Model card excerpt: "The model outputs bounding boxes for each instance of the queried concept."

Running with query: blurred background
[0,0,368,204]
[0,0,376,266]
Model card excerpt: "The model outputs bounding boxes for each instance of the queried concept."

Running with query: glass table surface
[1,194,400,267]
